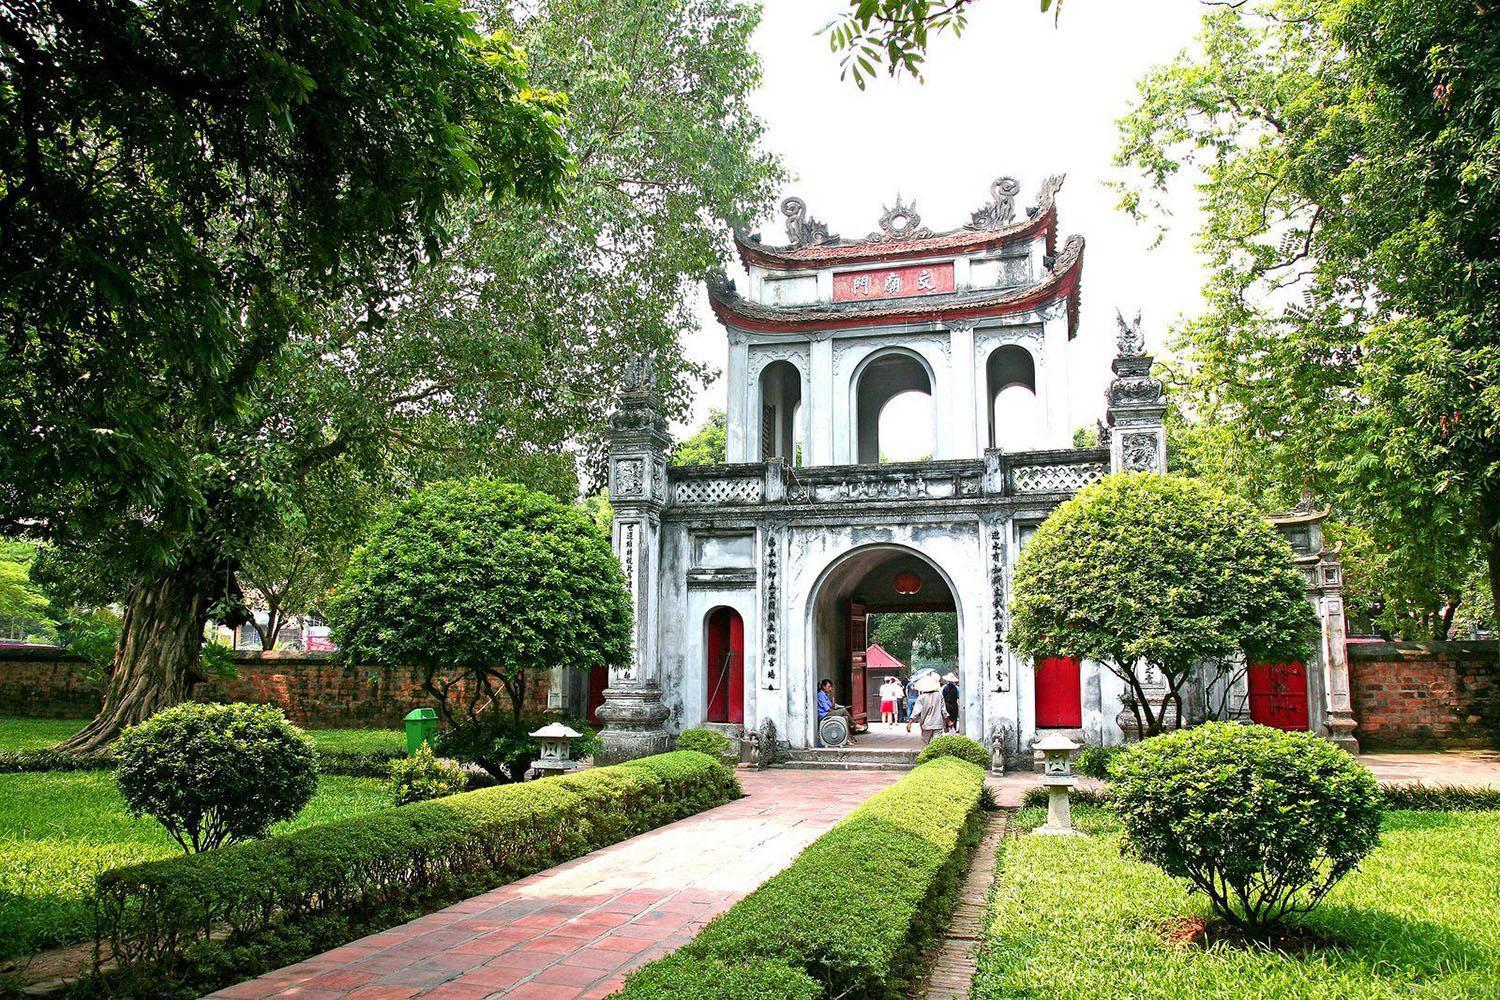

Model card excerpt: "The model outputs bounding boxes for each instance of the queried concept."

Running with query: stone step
[775,760,915,772]
[783,746,920,766]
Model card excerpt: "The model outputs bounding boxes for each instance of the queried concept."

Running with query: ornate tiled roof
[709,234,1085,337]
[734,175,1066,270]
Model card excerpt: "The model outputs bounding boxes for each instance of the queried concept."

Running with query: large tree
[2,0,571,751]
[1115,1,1500,632]
[1008,473,1313,737]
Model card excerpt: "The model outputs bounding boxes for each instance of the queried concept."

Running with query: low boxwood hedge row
[93,751,738,986]
[616,755,985,999]
[0,747,402,777]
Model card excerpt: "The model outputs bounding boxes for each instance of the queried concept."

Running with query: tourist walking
[907,673,946,745]
[942,672,960,733]
[878,676,902,725]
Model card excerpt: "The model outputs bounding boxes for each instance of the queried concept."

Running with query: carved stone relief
[1121,432,1160,472]
[614,458,645,498]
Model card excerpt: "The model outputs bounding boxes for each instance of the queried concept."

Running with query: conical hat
[914,674,942,693]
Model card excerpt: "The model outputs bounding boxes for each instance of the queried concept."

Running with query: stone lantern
[1032,733,1082,836]
[530,722,583,778]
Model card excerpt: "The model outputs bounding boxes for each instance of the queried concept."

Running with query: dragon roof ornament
[1115,307,1146,357]
[780,197,836,248]
[967,176,1021,231]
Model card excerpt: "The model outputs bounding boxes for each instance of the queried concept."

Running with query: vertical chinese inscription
[763,531,779,689]
[621,522,638,681]
[989,523,1010,692]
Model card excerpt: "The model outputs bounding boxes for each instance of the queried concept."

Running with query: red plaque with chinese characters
[832,262,955,303]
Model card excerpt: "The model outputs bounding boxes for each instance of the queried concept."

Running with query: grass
[0,717,88,751]
[0,717,406,755]
[0,771,390,961]
[974,809,1500,999]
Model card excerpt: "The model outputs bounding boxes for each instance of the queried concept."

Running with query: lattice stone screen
[1012,462,1107,494]
[673,477,764,506]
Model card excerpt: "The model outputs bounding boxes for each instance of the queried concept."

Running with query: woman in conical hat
[908,672,945,744]
[941,672,960,733]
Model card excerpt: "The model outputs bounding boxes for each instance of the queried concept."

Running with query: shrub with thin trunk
[1109,723,1383,930]
[114,702,317,853]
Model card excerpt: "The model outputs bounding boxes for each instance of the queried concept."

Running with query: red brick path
[210,769,899,1000]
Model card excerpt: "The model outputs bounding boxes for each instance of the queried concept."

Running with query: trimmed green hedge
[1380,782,1500,811]
[616,756,985,999]
[914,734,988,767]
[94,751,738,982]
[617,954,819,999]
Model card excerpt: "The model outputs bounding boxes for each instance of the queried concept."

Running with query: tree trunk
[58,562,210,754]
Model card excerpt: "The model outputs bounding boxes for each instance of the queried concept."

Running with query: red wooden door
[1035,656,1082,728]
[706,607,744,724]
[587,666,608,727]
[848,602,869,732]
[1248,662,1309,731]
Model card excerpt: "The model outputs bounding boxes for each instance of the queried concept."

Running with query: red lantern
[893,571,922,595]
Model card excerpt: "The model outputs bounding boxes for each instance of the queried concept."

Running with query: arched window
[854,351,933,464]
[759,361,802,463]
[705,607,744,724]
[986,345,1037,450]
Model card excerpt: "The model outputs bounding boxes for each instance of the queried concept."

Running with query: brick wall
[0,646,551,728]
[1348,641,1498,749]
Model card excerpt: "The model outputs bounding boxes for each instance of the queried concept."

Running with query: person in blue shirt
[817,678,855,745]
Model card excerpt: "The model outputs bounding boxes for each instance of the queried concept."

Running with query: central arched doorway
[807,545,961,748]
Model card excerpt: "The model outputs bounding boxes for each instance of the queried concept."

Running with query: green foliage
[1380,783,1500,813]
[1020,784,1114,811]
[1116,0,1500,634]
[618,955,820,1000]
[114,703,318,853]
[1075,743,1126,781]
[94,752,736,988]
[1009,473,1314,736]
[869,611,958,663]
[974,810,1500,999]
[329,479,630,773]
[387,744,468,806]
[671,409,729,467]
[1109,724,1384,931]
[676,728,735,762]
[618,757,984,999]
[433,715,601,783]
[1,0,570,740]
[0,540,53,639]
[0,773,385,961]
[914,734,989,767]
[58,608,123,677]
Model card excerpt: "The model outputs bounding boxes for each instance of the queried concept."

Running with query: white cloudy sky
[679,0,1211,452]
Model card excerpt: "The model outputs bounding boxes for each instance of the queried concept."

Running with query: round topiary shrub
[1110,722,1383,930]
[115,702,317,852]
[388,742,468,805]
[914,734,988,767]
[329,479,630,782]
[677,728,734,762]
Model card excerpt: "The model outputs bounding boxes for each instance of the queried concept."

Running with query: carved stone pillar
[596,353,671,763]
[1271,498,1359,753]
[1105,309,1166,474]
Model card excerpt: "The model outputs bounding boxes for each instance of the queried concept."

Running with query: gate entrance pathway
[211,769,899,1000]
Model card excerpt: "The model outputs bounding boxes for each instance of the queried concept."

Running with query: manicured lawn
[0,716,87,751]
[0,716,405,756]
[0,771,390,960]
[975,807,1500,999]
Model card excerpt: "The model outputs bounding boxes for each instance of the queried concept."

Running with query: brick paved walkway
[211,769,898,1000]
[913,810,1007,1000]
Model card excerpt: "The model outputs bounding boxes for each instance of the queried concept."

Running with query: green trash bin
[404,708,437,755]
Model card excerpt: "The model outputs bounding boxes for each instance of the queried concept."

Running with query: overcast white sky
[680,0,1210,450]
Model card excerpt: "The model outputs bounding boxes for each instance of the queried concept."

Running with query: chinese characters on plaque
[832,262,955,303]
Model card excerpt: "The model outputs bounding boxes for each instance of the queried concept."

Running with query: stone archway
[804,544,963,748]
